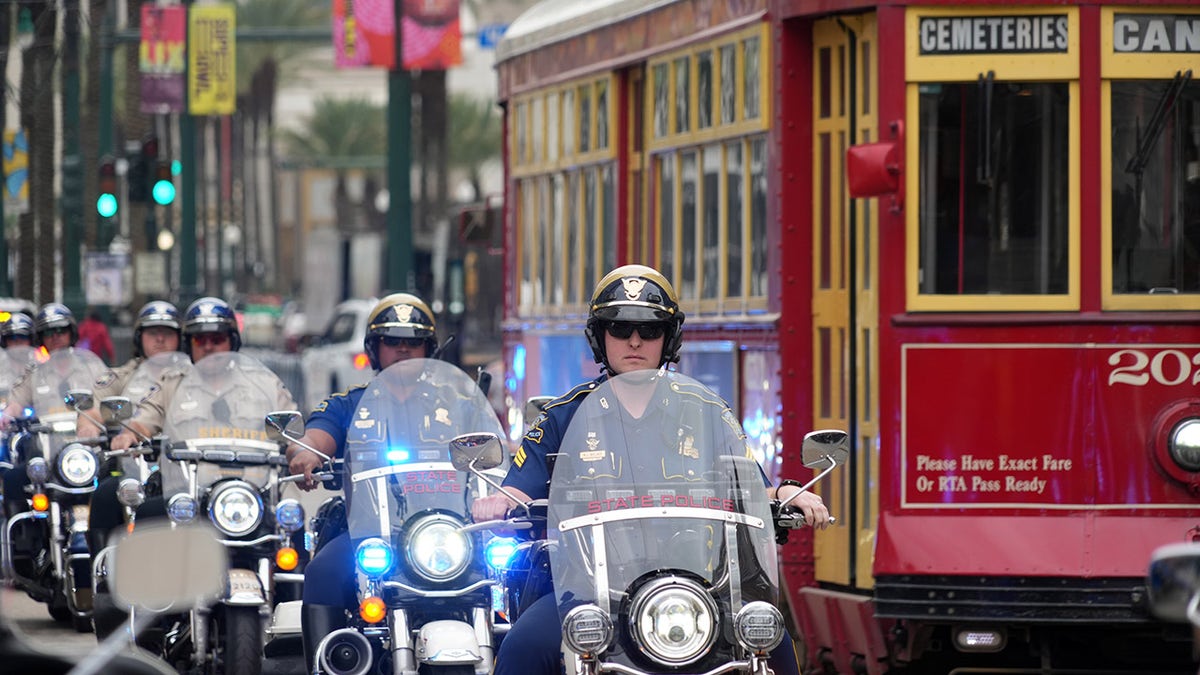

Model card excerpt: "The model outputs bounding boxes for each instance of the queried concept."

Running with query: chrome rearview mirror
[1148,542,1200,625]
[111,521,226,610]
[265,410,305,443]
[779,430,851,507]
[523,396,554,427]
[801,429,850,469]
[450,432,504,472]
[100,396,133,424]
[66,389,94,411]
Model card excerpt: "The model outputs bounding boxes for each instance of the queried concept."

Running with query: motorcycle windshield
[120,352,192,476]
[0,349,15,408]
[345,358,505,543]
[31,348,108,455]
[549,370,779,664]
[161,352,287,497]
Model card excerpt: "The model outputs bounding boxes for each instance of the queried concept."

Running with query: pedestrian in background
[77,308,115,364]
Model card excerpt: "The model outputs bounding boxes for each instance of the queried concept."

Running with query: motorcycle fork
[390,608,415,675]
[191,604,212,667]
[472,606,495,675]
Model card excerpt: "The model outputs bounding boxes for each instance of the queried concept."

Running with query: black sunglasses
[380,336,426,348]
[606,322,667,341]
[43,327,70,336]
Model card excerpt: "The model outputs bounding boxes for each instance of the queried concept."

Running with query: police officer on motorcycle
[83,301,184,638]
[110,296,293,450]
[284,292,450,673]
[471,265,831,675]
[2,303,83,516]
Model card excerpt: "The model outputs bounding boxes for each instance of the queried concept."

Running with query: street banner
[188,3,236,115]
[140,4,186,114]
[333,0,463,70]
[2,128,28,214]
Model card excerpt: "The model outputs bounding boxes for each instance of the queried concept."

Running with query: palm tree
[280,96,388,233]
[21,2,56,302]
[447,93,502,202]
[236,0,326,291]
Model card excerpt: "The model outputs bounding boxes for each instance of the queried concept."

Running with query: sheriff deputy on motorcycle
[83,300,184,638]
[285,292,458,674]
[1,303,82,516]
[109,297,295,451]
[471,264,831,675]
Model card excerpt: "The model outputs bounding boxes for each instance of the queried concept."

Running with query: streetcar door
[811,14,880,591]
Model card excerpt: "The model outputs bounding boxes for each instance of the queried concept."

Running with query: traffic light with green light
[97,156,118,218]
[152,161,176,206]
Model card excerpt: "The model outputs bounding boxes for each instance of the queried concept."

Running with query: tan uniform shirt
[131,366,297,437]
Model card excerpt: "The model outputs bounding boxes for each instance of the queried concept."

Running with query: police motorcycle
[0,347,108,632]
[266,357,510,675]
[460,370,850,675]
[154,351,301,675]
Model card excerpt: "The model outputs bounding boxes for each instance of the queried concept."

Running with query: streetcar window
[1110,76,1200,296]
[653,63,669,139]
[743,36,761,120]
[917,81,1070,296]
[720,45,736,125]
[698,50,714,130]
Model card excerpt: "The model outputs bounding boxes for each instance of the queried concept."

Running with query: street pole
[98,0,115,248]
[179,0,198,305]
[62,0,85,312]
[387,0,412,291]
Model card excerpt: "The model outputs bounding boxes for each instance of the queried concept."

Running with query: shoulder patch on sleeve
[513,447,527,468]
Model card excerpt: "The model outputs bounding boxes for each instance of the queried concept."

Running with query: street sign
[135,252,168,295]
[478,23,508,49]
[84,252,131,306]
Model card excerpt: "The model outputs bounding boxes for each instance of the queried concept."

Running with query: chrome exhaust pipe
[316,627,374,675]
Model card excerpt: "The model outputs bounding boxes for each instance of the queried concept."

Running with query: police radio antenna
[431,334,456,361]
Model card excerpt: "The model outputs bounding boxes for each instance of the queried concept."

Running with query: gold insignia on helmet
[621,277,646,300]
[396,304,415,323]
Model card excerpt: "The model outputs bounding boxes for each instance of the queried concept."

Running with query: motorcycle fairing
[549,370,779,672]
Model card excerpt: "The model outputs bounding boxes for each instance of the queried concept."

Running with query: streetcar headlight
[953,627,1006,653]
[57,443,98,487]
[208,481,263,536]
[26,457,49,484]
[406,514,471,582]
[275,498,305,533]
[562,604,613,656]
[628,577,718,666]
[733,601,785,653]
[1169,419,1200,472]
[356,537,394,577]
[166,493,198,523]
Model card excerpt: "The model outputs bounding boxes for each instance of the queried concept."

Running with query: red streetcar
[492,0,1200,672]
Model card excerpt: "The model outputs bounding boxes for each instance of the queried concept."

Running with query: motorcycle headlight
[356,537,394,577]
[208,481,263,536]
[733,601,785,653]
[167,493,198,523]
[57,443,98,487]
[116,477,145,508]
[406,514,470,582]
[275,498,305,533]
[26,457,49,484]
[563,604,613,656]
[629,577,718,667]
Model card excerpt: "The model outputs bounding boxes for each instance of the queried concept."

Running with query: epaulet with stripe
[666,378,731,409]
[523,378,603,444]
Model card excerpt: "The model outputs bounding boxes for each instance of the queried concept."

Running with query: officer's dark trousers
[302,530,356,606]
[493,593,802,675]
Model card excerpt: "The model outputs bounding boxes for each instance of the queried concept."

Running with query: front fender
[416,619,483,665]
[223,567,265,606]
